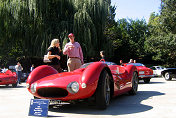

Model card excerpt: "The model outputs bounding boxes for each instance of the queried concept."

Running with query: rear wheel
[129,72,138,95]
[165,72,172,81]
[144,78,150,83]
[95,70,111,109]
[12,82,17,87]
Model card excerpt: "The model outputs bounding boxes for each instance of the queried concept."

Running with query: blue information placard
[29,99,49,117]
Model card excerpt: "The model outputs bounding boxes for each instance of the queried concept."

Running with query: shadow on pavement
[139,81,165,84]
[48,91,165,116]
[47,115,63,117]
[0,83,26,88]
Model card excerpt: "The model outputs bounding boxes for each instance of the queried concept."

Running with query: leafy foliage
[145,0,176,66]
[107,18,148,63]
[0,0,112,67]
[1,0,176,68]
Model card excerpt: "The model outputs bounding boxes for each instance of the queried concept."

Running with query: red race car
[26,61,138,109]
[124,63,154,83]
[0,70,18,87]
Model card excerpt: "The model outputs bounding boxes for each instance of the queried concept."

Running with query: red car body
[0,70,18,87]
[124,63,154,83]
[26,62,138,109]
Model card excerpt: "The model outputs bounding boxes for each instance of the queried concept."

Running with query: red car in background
[26,61,138,109]
[0,70,18,87]
[125,63,154,83]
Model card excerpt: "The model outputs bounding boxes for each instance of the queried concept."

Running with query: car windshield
[156,67,162,70]
[150,67,156,70]
[126,63,144,66]
[104,62,117,65]
[153,66,165,70]
[80,62,117,68]
[80,63,92,68]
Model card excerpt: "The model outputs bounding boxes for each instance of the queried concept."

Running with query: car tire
[12,82,17,87]
[165,72,172,81]
[34,96,40,99]
[144,78,150,83]
[129,72,138,95]
[95,70,111,109]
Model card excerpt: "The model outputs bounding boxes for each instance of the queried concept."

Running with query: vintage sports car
[125,63,154,83]
[9,65,29,82]
[26,61,138,109]
[0,70,18,87]
[161,68,176,81]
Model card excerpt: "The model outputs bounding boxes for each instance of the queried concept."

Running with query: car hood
[136,66,150,70]
[0,74,14,78]
[34,71,83,88]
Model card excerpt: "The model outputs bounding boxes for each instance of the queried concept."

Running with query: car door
[109,65,129,95]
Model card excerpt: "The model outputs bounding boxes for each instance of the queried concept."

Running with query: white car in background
[150,66,166,77]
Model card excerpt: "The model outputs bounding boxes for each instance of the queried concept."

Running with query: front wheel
[144,78,150,83]
[12,82,18,87]
[95,70,111,109]
[165,72,172,81]
[129,72,138,95]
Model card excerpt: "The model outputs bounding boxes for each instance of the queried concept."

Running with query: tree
[160,0,176,34]
[145,0,176,66]
[73,0,112,59]
[0,0,112,67]
[107,18,148,63]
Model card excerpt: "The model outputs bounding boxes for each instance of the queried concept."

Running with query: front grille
[37,87,68,98]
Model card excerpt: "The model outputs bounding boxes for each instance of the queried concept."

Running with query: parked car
[161,68,176,81]
[150,66,166,77]
[26,61,138,109]
[9,65,29,82]
[0,70,18,87]
[124,63,154,83]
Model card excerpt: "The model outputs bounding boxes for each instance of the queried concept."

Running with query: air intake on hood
[37,87,68,98]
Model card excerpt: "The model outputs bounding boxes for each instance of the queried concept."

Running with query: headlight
[67,81,79,94]
[81,83,87,88]
[139,71,144,74]
[30,83,37,93]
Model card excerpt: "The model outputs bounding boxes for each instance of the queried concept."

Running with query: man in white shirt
[15,62,23,84]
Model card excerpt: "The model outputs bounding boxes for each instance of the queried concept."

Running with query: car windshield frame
[80,61,117,68]
[151,66,166,70]
[126,63,145,67]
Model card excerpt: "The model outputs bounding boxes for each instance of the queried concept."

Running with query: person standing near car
[15,62,23,84]
[120,60,123,66]
[63,33,84,72]
[47,38,62,72]
[100,50,107,61]
[129,59,134,63]
[30,64,34,72]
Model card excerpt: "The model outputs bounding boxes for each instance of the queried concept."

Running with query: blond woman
[47,39,62,72]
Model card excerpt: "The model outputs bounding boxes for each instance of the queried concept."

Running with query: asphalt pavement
[0,77,176,118]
